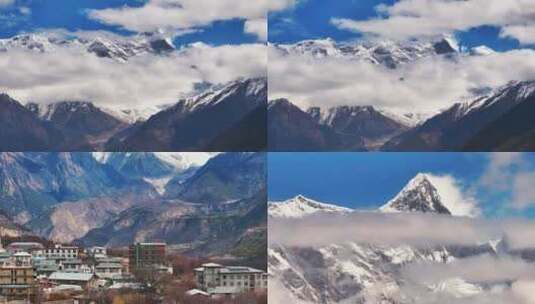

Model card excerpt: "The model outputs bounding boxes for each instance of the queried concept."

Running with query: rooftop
[135,242,166,246]
[220,266,264,274]
[49,272,94,282]
[96,263,122,269]
[62,259,82,264]
[201,263,222,268]
[186,289,210,297]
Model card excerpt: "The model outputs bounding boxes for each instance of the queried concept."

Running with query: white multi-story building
[95,263,123,279]
[194,263,268,295]
[87,247,107,258]
[62,259,83,272]
[37,245,79,260]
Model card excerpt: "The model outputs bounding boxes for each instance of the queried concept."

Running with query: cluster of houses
[0,239,268,302]
[0,240,170,302]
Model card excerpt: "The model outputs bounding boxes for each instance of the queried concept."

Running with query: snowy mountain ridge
[180,77,267,113]
[268,195,352,218]
[0,32,175,62]
[268,173,502,303]
[451,80,535,121]
[309,104,429,128]
[91,152,216,171]
[273,35,467,68]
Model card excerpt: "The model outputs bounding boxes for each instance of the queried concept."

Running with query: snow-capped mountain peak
[380,173,452,215]
[452,80,535,120]
[269,195,352,218]
[0,32,176,62]
[178,77,267,113]
[275,36,462,68]
[470,45,496,56]
[26,101,97,121]
[91,152,216,171]
[100,105,170,123]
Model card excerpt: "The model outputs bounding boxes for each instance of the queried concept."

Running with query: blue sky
[268,153,535,219]
[269,0,528,51]
[0,0,257,45]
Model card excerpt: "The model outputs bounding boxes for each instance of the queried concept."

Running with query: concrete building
[62,259,83,272]
[95,263,123,279]
[48,272,96,290]
[12,252,31,267]
[6,242,44,254]
[194,263,268,295]
[34,259,60,277]
[0,264,35,301]
[128,242,166,272]
[87,246,107,258]
[39,245,79,260]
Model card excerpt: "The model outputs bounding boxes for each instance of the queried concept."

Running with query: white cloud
[331,0,535,42]
[269,46,535,112]
[399,256,535,304]
[268,47,535,112]
[512,281,535,304]
[426,174,481,217]
[0,41,266,108]
[87,0,292,40]
[402,255,535,285]
[511,172,535,209]
[18,6,30,15]
[479,153,524,191]
[269,212,535,250]
[244,18,267,41]
[476,153,535,210]
[0,0,13,7]
[501,24,535,45]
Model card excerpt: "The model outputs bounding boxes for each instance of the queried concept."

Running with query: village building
[34,259,60,277]
[128,242,166,272]
[0,252,11,266]
[6,242,44,254]
[39,244,79,260]
[0,253,36,302]
[62,259,84,272]
[95,262,123,279]
[13,252,31,267]
[194,263,268,295]
[87,246,107,258]
[48,272,97,290]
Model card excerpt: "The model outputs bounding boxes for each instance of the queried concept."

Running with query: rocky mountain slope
[0,152,145,222]
[107,77,267,151]
[268,174,506,303]
[0,77,266,151]
[267,99,414,151]
[270,37,535,151]
[77,189,267,256]
[0,94,66,151]
[0,152,265,258]
[26,101,128,150]
[383,81,535,151]
[164,152,266,205]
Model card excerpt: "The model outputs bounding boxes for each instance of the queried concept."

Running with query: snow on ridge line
[90,152,217,170]
[153,152,218,170]
[269,195,352,218]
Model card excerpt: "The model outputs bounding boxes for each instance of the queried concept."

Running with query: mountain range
[269,37,535,151]
[0,77,266,152]
[268,174,528,303]
[0,33,267,152]
[0,152,266,259]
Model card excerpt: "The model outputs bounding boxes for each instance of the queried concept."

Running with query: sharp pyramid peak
[380,173,452,215]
